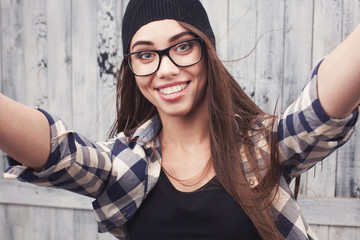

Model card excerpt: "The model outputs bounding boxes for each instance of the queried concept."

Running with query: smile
[158,82,189,96]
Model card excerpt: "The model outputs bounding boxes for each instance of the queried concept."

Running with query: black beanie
[121,0,215,55]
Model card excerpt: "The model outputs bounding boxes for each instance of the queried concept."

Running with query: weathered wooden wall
[0,0,359,239]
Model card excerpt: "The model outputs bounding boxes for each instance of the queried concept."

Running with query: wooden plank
[0,0,25,179]
[74,209,99,240]
[1,0,26,103]
[282,0,313,110]
[308,225,330,240]
[329,226,357,240]
[336,130,360,198]
[298,197,360,227]
[1,204,114,240]
[331,2,360,237]
[0,204,5,240]
[309,225,329,240]
[0,179,93,210]
[1,204,31,240]
[50,208,76,240]
[201,0,228,61]
[47,0,73,124]
[227,0,257,100]
[254,0,285,112]
[28,206,52,240]
[342,0,360,37]
[71,0,99,141]
[335,0,360,199]
[0,152,6,179]
[96,0,122,140]
[305,0,343,199]
[281,0,313,197]
[23,0,48,109]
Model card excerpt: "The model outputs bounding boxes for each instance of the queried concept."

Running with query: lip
[155,80,190,89]
[156,81,190,102]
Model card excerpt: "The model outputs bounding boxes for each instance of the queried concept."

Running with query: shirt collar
[129,114,162,147]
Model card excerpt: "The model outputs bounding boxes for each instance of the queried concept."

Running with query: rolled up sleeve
[277,61,359,181]
[5,108,116,198]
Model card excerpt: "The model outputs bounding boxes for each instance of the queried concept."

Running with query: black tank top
[126,169,261,240]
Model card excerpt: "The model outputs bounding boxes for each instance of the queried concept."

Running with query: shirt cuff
[4,108,74,182]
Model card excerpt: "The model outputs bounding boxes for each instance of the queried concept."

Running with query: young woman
[1,0,360,239]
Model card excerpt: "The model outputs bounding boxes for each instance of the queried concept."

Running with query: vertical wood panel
[74,209,100,240]
[282,1,313,109]
[0,151,5,177]
[1,0,25,102]
[227,0,257,99]
[47,0,73,124]
[329,226,357,240]
[283,0,314,196]
[23,0,48,109]
[2,205,31,240]
[72,0,99,141]
[51,208,76,240]
[0,2,26,239]
[254,0,285,112]
[28,206,52,240]
[310,224,329,239]
[201,0,228,60]
[0,204,5,240]
[96,0,122,140]
[305,0,343,199]
[335,0,360,199]
[306,1,345,238]
[336,130,360,198]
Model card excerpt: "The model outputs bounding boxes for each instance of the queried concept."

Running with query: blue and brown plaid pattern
[5,61,359,239]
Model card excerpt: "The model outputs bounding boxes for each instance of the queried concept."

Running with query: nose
[156,55,180,79]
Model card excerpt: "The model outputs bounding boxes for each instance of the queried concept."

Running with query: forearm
[0,93,50,171]
[318,23,360,119]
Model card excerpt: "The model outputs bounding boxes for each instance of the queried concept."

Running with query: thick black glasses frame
[124,38,204,77]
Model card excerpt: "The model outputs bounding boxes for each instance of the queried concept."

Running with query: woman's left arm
[318,23,360,119]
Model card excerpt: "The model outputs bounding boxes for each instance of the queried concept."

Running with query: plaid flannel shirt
[5,61,359,239]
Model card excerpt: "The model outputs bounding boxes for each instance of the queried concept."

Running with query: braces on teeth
[159,83,188,95]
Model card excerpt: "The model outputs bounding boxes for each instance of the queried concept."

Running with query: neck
[158,103,214,192]
[159,105,210,150]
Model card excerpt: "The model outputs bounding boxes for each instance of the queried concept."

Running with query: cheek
[135,77,154,99]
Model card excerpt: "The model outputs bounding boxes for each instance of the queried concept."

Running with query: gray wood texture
[0,0,359,239]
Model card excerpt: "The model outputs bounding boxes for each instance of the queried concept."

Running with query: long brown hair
[110,22,283,239]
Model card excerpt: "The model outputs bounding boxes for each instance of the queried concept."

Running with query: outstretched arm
[318,23,360,119]
[0,94,50,171]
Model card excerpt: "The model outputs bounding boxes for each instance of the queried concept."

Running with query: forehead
[130,19,189,46]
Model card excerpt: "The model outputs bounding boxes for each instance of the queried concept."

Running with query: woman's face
[129,20,208,120]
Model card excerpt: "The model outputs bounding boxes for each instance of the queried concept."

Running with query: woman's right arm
[0,93,50,171]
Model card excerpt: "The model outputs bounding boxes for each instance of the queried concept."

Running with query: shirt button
[249,179,255,186]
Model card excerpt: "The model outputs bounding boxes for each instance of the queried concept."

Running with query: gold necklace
[160,157,213,187]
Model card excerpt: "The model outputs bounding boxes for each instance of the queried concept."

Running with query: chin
[158,106,193,118]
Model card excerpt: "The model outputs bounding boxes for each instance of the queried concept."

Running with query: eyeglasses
[124,38,204,77]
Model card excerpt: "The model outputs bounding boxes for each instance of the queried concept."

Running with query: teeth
[159,83,188,96]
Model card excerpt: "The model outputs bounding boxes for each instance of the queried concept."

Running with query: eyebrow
[131,31,193,51]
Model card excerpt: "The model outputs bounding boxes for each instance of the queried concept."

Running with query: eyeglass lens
[127,39,202,76]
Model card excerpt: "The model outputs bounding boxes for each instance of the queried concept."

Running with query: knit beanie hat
[121,0,215,55]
